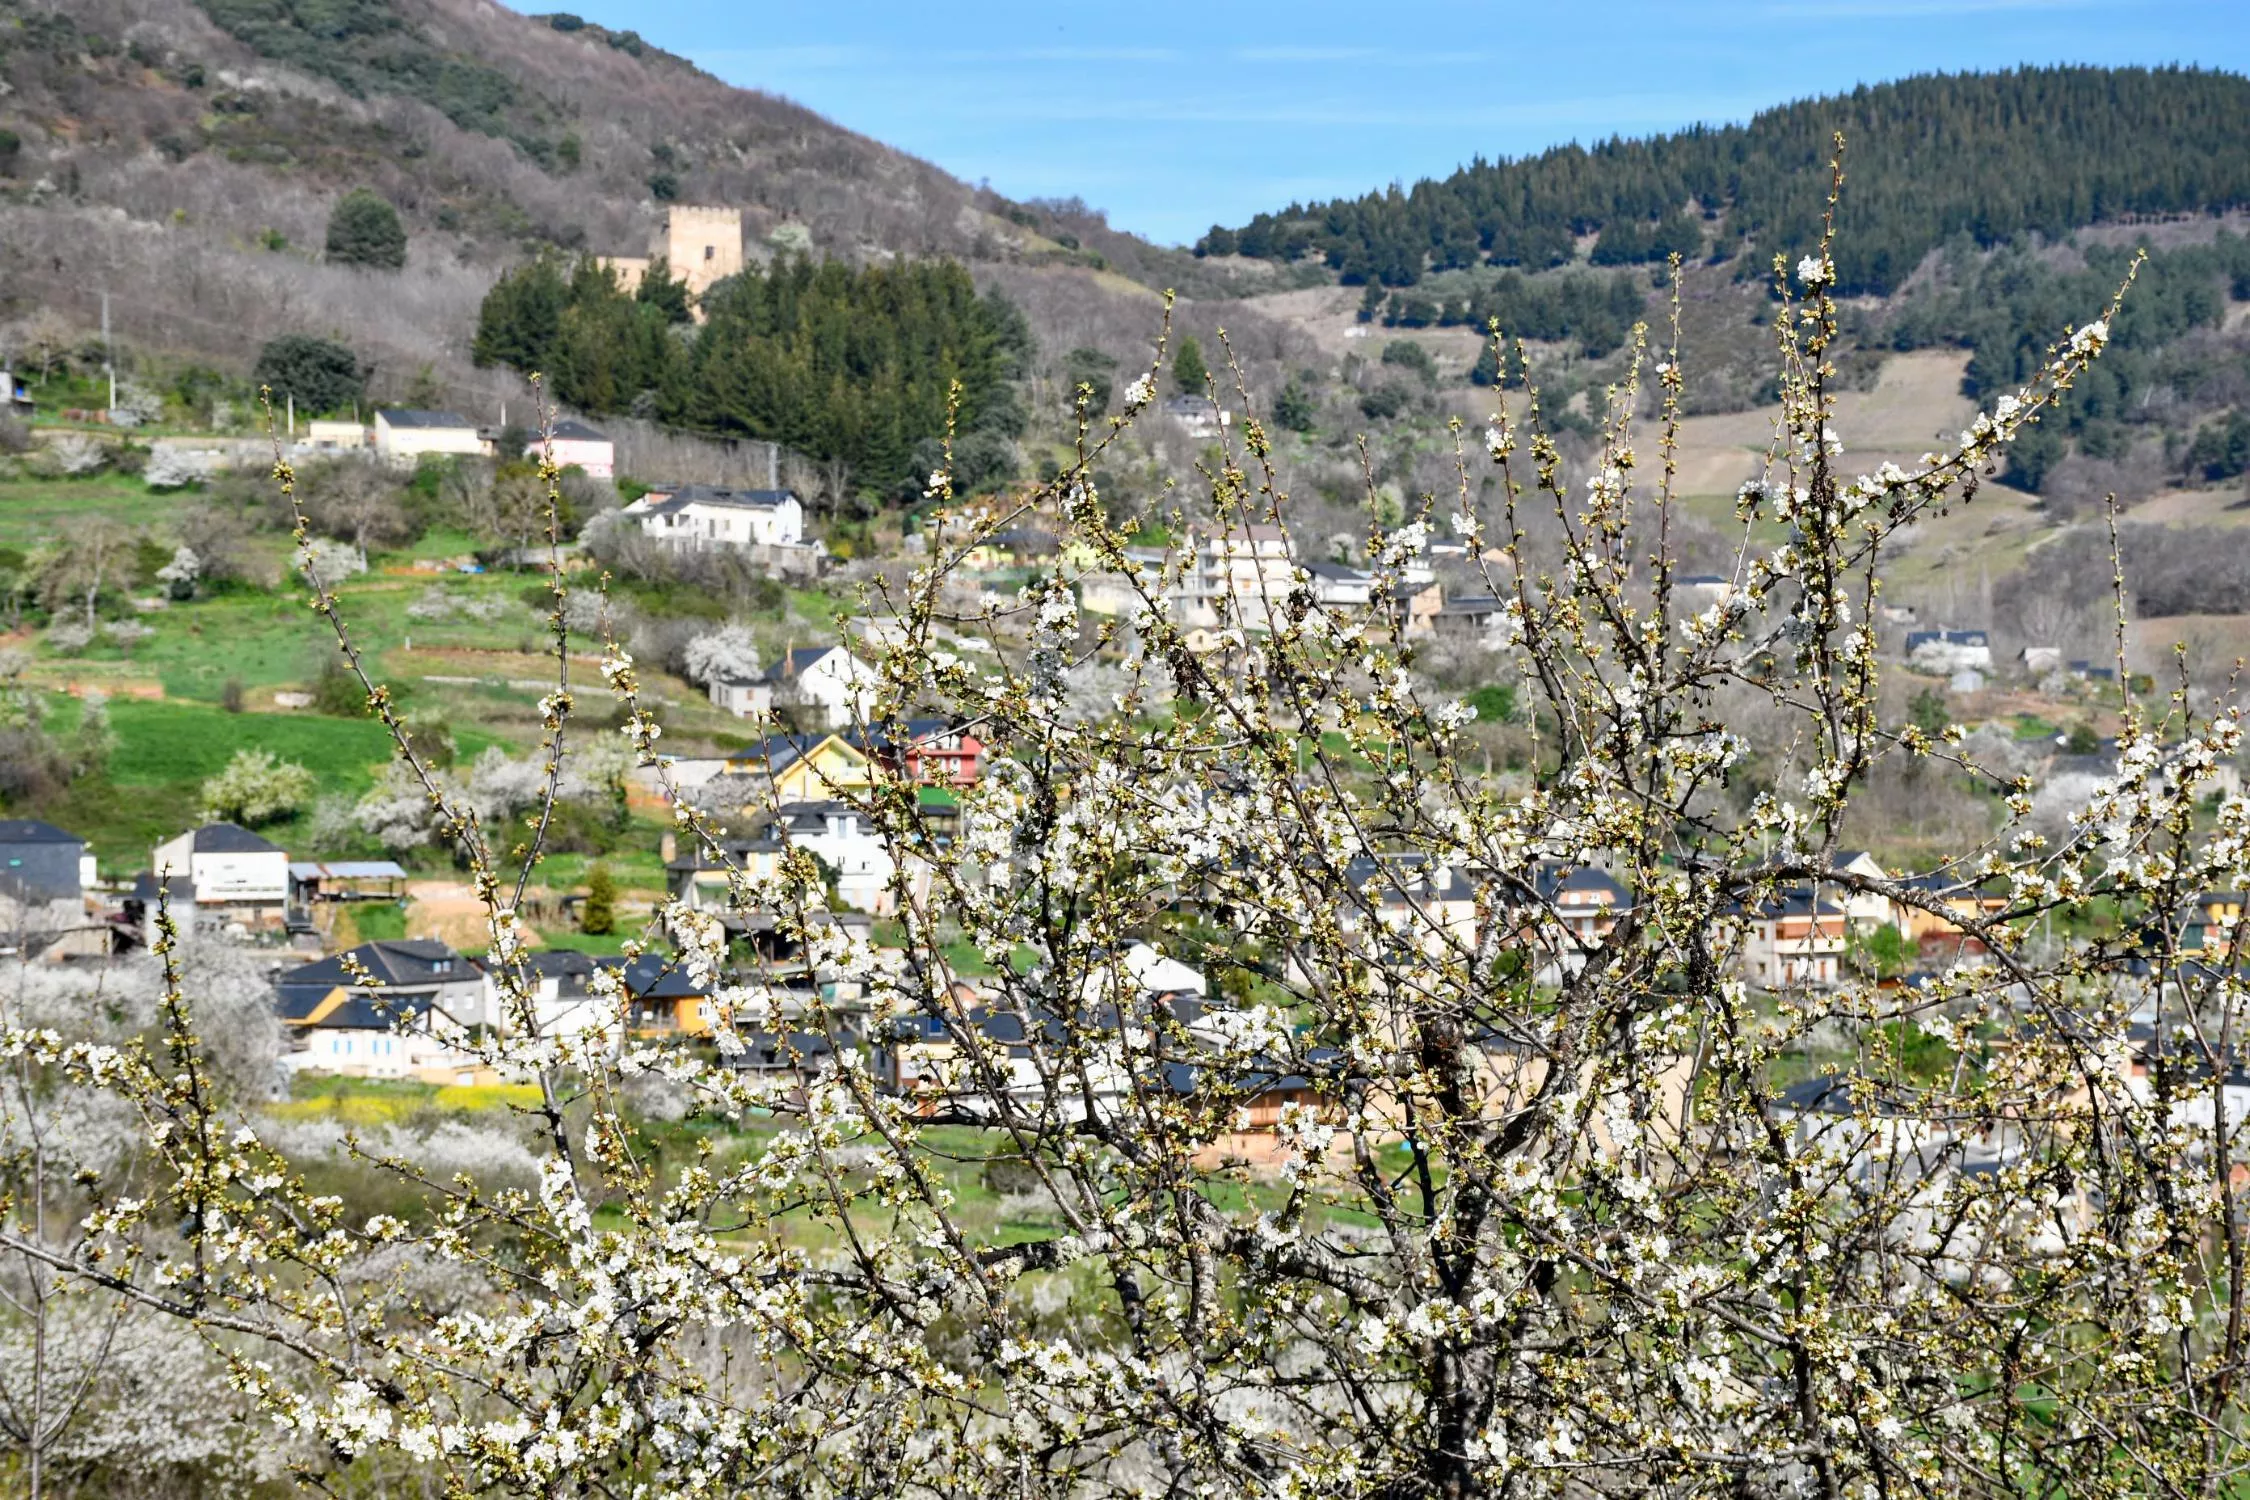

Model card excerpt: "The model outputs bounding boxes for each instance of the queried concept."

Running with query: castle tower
[664,205,744,305]
[596,206,744,320]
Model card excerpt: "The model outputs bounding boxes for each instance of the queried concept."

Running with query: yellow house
[726,733,876,801]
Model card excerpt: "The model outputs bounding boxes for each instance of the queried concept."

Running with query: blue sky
[558,1,2250,247]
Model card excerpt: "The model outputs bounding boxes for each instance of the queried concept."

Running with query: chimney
[659,831,677,863]
[782,639,795,677]
[768,442,778,490]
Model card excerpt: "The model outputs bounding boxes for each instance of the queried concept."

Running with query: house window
[704,245,715,261]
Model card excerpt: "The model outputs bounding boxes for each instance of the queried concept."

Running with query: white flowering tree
[8,172,2249,1498]
[680,622,763,688]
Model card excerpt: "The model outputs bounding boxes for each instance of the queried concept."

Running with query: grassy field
[37,694,513,871]
[0,472,163,549]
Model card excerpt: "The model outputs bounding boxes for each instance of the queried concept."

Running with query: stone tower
[597,205,744,320]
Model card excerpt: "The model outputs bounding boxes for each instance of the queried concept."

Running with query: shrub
[308,658,365,717]
[253,335,365,416]
[200,748,318,825]
[325,188,406,270]
[580,862,616,935]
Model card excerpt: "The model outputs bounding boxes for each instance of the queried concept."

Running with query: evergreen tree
[325,188,407,270]
[581,862,616,936]
[252,335,364,415]
[1202,67,2250,296]
[1172,336,1208,396]
[474,252,1025,497]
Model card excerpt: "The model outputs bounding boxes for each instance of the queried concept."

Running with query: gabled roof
[1904,628,1990,649]
[377,408,474,430]
[619,953,713,1000]
[727,731,864,776]
[1529,861,1629,907]
[763,645,855,682]
[275,985,438,1031]
[187,822,284,855]
[639,485,798,517]
[1775,1073,1922,1118]
[1742,888,1845,920]
[0,819,81,845]
[1437,594,1505,616]
[541,419,607,442]
[1301,561,1370,581]
[279,939,475,991]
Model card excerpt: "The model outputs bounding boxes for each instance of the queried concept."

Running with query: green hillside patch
[35,697,505,870]
[0,473,163,549]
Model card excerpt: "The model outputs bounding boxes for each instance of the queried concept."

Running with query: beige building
[373,409,487,468]
[600,205,744,320]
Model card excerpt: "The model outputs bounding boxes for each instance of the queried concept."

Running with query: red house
[862,718,983,788]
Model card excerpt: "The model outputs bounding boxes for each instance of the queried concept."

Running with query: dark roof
[0,819,81,845]
[279,939,474,991]
[274,986,436,1031]
[727,732,832,774]
[1438,594,1505,616]
[619,953,712,999]
[726,1030,837,1070]
[129,872,194,904]
[849,717,977,755]
[1776,1073,1920,1117]
[1302,561,1370,581]
[528,949,601,977]
[1741,888,1845,920]
[763,646,849,682]
[1904,628,1990,649]
[540,420,607,442]
[640,485,798,517]
[189,822,285,855]
[1529,861,1629,906]
[377,408,473,429]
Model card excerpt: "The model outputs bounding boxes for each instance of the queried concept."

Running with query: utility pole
[99,291,115,414]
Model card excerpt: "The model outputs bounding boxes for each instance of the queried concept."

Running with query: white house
[707,671,774,719]
[1905,629,1993,677]
[373,409,487,468]
[1176,523,1295,631]
[148,823,290,939]
[763,800,897,913]
[272,939,497,1081]
[1740,891,1849,990]
[524,419,615,479]
[1829,850,1898,934]
[1302,561,1374,609]
[767,645,877,730]
[623,485,805,550]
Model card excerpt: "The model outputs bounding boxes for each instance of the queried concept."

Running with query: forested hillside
[1202,67,2250,295]
[0,0,1288,449]
[473,255,1035,497]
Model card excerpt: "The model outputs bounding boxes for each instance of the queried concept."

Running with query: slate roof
[0,820,81,845]
[639,485,798,518]
[543,420,607,441]
[188,822,284,855]
[618,953,713,1000]
[377,408,474,430]
[763,646,850,682]
[279,939,475,991]
[1529,862,1629,907]
[1301,561,1370,581]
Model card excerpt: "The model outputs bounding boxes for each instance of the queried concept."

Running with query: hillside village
[0,334,2227,1144]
